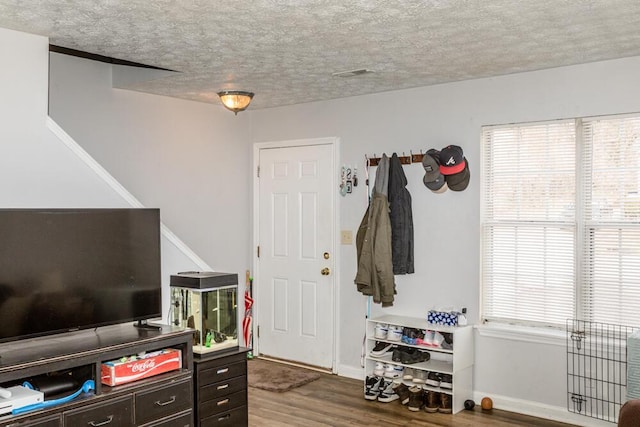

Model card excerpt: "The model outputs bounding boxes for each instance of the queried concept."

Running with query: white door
[256,141,335,369]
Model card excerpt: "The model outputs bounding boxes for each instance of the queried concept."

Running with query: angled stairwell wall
[0,26,208,321]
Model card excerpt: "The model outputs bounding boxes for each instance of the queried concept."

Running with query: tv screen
[0,208,161,343]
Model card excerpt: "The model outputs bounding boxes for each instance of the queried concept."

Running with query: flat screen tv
[0,208,162,344]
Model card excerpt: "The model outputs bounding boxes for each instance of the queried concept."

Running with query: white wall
[48,53,253,278]
[250,57,640,425]
[0,27,200,323]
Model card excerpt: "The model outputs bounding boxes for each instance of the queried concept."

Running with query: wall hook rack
[366,151,424,167]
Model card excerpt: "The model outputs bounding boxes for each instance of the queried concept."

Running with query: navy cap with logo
[446,157,470,191]
[439,145,466,175]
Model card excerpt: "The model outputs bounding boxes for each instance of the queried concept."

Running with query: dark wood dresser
[193,347,249,427]
[0,324,194,427]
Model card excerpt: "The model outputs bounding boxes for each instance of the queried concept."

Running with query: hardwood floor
[248,369,578,427]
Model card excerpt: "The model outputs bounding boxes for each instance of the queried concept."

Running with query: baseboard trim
[472,390,613,427]
[337,364,364,381]
[256,355,332,374]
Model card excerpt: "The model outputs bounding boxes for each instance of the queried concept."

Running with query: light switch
[341,230,353,245]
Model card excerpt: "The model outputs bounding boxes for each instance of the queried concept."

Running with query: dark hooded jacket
[388,153,414,274]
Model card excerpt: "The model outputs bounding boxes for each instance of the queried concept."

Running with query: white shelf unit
[365,314,473,414]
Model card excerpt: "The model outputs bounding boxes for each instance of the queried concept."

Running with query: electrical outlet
[341,230,353,245]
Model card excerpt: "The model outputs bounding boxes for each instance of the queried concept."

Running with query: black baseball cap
[439,145,466,175]
[446,157,470,191]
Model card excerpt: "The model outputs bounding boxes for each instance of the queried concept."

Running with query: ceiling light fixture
[217,90,254,115]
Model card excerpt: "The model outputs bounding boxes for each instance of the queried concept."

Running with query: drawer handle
[155,395,177,406]
[217,384,229,390]
[218,414,231,421]
[88,415,114,427]
[216,367,229,374]
[217,398,230,406]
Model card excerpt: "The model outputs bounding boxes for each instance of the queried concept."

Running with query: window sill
[475,323,566,347]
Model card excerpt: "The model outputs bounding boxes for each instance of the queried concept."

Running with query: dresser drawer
[63,395,133,427]
[135,379,192,425]
[199,406,247,427]
[6,414,62,427]
[198,376,246,403]
[199,390,246,419]
[197,361,245,386]
[139,410,192,427]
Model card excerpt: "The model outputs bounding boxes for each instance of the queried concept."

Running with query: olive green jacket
[354,192,396,306]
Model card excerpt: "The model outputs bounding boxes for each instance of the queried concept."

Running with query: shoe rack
[365,314,473,414]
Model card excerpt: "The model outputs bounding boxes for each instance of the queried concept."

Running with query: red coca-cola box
[101,348,182,386]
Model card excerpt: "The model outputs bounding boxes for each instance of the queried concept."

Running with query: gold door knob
[321,267,331,276]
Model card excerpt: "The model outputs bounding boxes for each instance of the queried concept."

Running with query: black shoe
[364,376,384,400]
[440,374,452,389]
[377,380,399,403]
[371,341,394,357]
[426,371,441,387]
[400,348,430,364]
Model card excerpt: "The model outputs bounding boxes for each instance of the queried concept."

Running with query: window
[481,114,640,329]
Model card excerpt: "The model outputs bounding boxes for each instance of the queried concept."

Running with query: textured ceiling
[1,1,640,110]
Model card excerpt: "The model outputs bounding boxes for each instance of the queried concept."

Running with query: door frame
[252,137,340,373]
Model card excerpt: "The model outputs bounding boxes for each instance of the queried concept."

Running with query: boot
[423,390,438,413]
[438,392,452,414]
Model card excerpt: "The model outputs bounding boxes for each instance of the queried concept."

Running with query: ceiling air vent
[331,68,374,78]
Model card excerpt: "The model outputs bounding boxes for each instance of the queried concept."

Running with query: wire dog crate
[567,319,637,423]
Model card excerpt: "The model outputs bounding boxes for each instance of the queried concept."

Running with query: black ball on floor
[464,399,475,410]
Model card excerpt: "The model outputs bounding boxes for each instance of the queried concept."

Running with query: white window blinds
[580,116,640,325]
[482,121,576,327]
[482,115,640,328]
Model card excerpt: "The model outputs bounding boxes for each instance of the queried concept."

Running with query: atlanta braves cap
[439,145,466,175]
[446,157,470,191]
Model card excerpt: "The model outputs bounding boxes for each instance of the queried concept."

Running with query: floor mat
[248,358,321,392]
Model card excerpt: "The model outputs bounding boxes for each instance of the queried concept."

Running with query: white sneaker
[384,364,404,379]
[422,330,434,346]
[403,367,415,381]
[373,362,385,376]
[374,323,389,339]
[432,331,445,347]
[412,370,428,384]
[387,325,403,342]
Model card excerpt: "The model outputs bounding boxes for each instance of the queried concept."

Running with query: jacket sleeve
[371,195,395,306]
[354,206,374,297]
